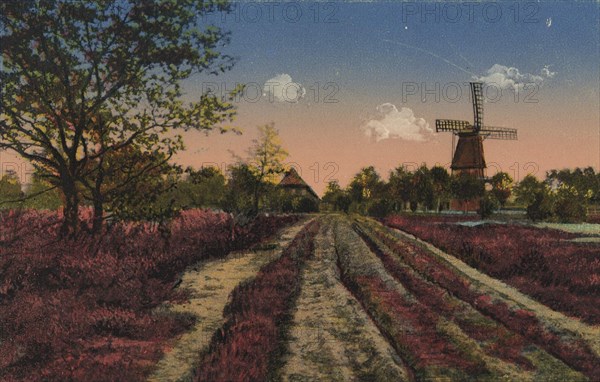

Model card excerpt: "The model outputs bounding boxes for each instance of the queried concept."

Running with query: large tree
[1,0,239,234]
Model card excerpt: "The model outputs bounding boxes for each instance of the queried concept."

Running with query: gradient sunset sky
[2,1,599,195]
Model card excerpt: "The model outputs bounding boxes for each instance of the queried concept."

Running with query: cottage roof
[278,168,319,199]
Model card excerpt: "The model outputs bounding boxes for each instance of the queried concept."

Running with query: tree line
[0,123,316,219]
[320,165,600,223]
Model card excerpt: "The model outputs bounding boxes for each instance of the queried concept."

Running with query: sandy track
[148,219,310,382]
[279,216,410,382]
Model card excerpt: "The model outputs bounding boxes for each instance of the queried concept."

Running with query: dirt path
[148,219,310,382]
[279,216,411,382]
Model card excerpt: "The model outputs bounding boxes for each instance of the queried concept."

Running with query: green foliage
[388,166,413,211]
[244,123,289,212]
[490,172,513,207]
[0,0,239,232]
[23,173,62,210]
[526,189,555,222]
[222,164,259,215]
[478,192,499,219]
[514,175,545,206]
[0,170,23,209]
[297,196,319,213]
[348,166,384,203]
[430,165,451,212]
[554,185,588,223]
[367,199,392,218]
[168,166,226,210]
[451,173,485,202]
[322,180,350,212]
[546,167,599,203]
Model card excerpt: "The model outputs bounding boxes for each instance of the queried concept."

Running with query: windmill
[436,82,517,210]
[436,82,517,178]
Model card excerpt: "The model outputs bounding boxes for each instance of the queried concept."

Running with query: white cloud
[362,103,433,142]
[541,65,556,78]
[476,64,556,91]
[262,73,306,103]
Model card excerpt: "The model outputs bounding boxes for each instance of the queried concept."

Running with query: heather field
[0,209,300,381]
[2,212,599,381]
[382,215,600,325]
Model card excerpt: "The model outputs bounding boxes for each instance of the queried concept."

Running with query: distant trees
[522,168,597,223]
[347,166,385,214]
[321,181,351,212]
[23,171,62,210]
[0,170,23,209]
[175,166,227,210]
[321,164,596,222]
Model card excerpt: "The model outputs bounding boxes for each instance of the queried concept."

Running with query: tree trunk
[60,178,79,237]
[91,162,106,235]
[253,183,260,213]
[92,196,103,234]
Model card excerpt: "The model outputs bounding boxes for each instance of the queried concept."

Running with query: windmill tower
[436,82,518,210]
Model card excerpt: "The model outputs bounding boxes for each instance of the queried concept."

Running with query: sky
[2,1,599,195]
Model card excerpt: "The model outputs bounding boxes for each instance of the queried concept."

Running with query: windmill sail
[435,119,473,133]
[470,82,484,131]
[479,126,518,140]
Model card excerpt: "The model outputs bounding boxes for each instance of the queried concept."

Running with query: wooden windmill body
[436,82,518,211]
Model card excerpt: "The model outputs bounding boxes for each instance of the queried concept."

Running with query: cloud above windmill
[263,73,306,103]
[362,103,433,142]
[476,64,556,91]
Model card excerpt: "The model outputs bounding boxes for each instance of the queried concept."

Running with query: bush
[478,192,499,219]
[554,185,588,223]
[526,190,554,222]
[297,196,319,213]
[367,199,392,218]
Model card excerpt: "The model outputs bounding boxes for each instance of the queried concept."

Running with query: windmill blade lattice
[470,82,484,131]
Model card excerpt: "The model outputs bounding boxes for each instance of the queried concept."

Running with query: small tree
[348,166,384,211]
[388,166,413,211]
[554,184,589,223]
[246,123,289,213]
[223,164,259,215]
[514,175,544,206]
[322,180,346,212]
[490,172,513,208]
[430,165,451,212]
[478,191,499,219]
[526,188,555,222]
[412,165,434,211]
